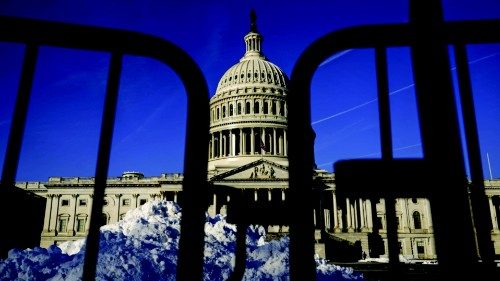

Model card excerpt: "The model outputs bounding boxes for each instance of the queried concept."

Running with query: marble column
[239,129,243,155]
[346,198,353,231]
[54,195,61,235]
[251,128,255,154]
[332,192,340,232]
[219,131,223,157]
[211,134,214,159]
[489,197,499,231]
[262,128,266,154]
[133,194,139,208]
[283,130,287,156]
[116,194,122,223]
[87,194,94,230]
[43,195,55,232]
[273,128,277,155]
[359,198,365,230]
[70,194,79,235]
[354,200,359,231]
[366,199,373,230]
[229,130,233,156]
[324,209,330,230]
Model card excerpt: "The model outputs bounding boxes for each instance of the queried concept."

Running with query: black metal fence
[0,16,210,280]
[289,0,500,280]
[1,0,500,280]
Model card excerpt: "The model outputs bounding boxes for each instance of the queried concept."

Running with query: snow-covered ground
[0,200,364,280]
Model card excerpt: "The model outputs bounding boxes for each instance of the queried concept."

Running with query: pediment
[211,159,288,181]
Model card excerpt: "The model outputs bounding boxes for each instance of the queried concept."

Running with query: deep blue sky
[0,0,499,181]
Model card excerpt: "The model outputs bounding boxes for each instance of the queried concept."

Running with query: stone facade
[17,172,182,248]
[15,15,500,262]
[15,175,500,260]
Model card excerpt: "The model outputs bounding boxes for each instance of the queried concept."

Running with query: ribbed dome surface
[215,58,289,93]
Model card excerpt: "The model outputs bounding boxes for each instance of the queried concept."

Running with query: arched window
[272,101,277,115]
[280,101,285,116]
[245,102,251,114]
[237,103,242,115]
[229,104,234,116]
[254,101,260,114]
[222,105,226,118]
[413,211,422,229]
[217,108,220,119]
[263,101,268,114]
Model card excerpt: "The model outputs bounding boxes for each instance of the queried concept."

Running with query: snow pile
[0,200,363,280]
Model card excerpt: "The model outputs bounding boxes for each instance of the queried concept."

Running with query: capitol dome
[214,51,289,94]
[208,11,289,171]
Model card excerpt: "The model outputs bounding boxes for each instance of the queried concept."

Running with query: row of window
[222,72,284,86]
[57,206,149,233]
[60,197,148,207]
[376,211,423,230]
[396,241,427,256]
[212,100,286,121]
[61,198,87,206]
[58,215,87,233]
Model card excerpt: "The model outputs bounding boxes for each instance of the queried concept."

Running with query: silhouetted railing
[0,16,210,280]
[289,0,500,280]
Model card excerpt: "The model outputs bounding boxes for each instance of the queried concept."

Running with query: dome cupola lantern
[243,10,264,60]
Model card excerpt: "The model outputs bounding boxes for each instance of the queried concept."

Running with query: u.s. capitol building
[16,16,500,262]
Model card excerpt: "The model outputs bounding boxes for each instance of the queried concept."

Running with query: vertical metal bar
[289,127,317,281]
[176,65,210,281]
[454,44,496,265]
[288,80,317,280]
[375,47,400,277]
[410,0,477,277]
[82,52,122,280]
[376,47,393,161]
[228,222,249,281]
[1,45,38,185]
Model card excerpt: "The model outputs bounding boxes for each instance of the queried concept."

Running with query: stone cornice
[210,120,287,131]
[211,92,287,104]
[45,183,161,188]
